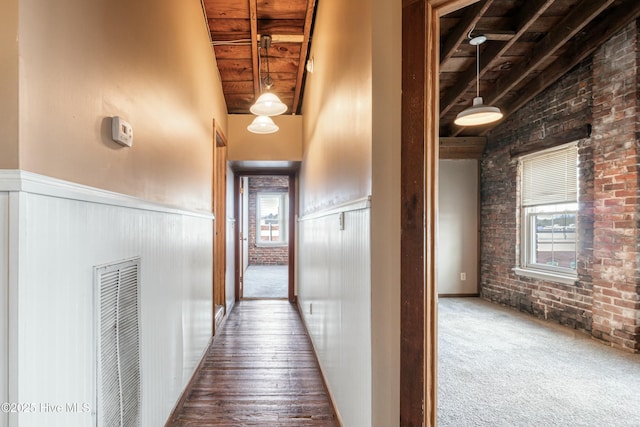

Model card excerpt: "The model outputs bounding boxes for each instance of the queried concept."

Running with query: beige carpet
[438,297,640,427]
[243,265,288,298]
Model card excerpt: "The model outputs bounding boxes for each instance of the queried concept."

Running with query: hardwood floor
[169,300,339,427]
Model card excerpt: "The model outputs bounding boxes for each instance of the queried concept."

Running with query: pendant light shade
[455,35,503,127]
[455,96,503,126]
[250,92,287,116]
[247,115,279,134]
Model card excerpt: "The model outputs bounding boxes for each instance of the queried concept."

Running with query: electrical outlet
[338,212,345,230]
[460,272,467,281]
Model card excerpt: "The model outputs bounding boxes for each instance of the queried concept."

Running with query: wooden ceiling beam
[250,0,260,99]
[292,0,316,114]
[479,0,640,136]
[439,136,487,159]
[440,0,555,117]
[440,0,493,65]
[485,0,616,107]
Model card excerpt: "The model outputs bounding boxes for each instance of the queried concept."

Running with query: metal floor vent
[95,257,141,427]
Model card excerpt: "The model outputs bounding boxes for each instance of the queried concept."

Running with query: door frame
[212,120,228,335]
[233,171,297,303]
[401,1,480,425]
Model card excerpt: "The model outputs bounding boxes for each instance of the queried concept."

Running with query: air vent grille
[96,258,141,427]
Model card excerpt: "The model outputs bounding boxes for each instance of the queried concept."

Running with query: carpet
[438,297,640,427]
[242,265,288,298]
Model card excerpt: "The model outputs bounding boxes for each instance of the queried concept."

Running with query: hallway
[169,300,338,426]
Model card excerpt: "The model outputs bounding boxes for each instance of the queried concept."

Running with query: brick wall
[248,176,289,265]
[481,20,640,352]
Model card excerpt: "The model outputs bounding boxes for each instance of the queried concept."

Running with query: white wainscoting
[0,193,8,427]
[225,166,236,313]
[0,171,213,427]
[298,202,372,427]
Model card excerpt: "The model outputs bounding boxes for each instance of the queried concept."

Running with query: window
[517,143,578,281]
[256,192,288,245]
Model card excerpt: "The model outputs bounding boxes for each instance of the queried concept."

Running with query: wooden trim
[288,173,296,303]
[510,124,591,158]
[213,121,229,334]
[250,0,260,98]
[293,0,316,114]
[424,6,439,427]
[233,171,297,303]
[234,174,242,303]
[401,1,426,424]
[402,2,481,426]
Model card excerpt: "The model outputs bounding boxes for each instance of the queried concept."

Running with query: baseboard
[165,301,236,426]
[164,335,213,427]
[295,301,343,427]
[438,293,480,298]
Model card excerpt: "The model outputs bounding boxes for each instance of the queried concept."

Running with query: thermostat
[111,116,133,147]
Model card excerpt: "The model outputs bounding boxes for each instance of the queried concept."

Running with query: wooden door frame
[401,1,480,426]
[212,120,228,335]
[233,171,297,304]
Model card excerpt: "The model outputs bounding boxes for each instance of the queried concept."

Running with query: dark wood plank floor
[169,300,339,427]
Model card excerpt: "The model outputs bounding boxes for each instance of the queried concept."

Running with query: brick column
[590,20,640,351]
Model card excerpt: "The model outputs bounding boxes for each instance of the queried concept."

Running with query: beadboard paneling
[298,207,372,427]
[225,165,236,312]
[5,183,212,427]
[0,193,8,427]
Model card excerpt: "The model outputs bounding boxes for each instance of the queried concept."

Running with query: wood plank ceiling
[203,0,316,115]
[202,0,640,137]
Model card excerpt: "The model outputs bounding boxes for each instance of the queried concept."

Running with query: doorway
[235,174,295,302]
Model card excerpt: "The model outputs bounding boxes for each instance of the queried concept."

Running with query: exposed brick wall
[590,20,640,351]
[481,20,640,352]
[248,176,289,265]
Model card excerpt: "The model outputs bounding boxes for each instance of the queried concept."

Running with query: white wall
[298,0,401,424]
[438,160,479,295]
[1,172,213,427]
[298,206,372,427]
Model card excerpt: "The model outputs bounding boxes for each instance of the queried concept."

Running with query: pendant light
[454,35,503,127]
[249,35,287,117]
[247,115,279,134]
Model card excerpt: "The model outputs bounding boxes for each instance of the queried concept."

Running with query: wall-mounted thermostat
[111,116,133,147]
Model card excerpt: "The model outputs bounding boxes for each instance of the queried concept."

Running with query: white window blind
[521,145,578,206]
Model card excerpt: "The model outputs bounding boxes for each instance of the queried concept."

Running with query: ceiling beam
[292,0,316,114]
[439,136,487,159]
[482,0,640,136]
[440,0,555,117]
[485,0,616,107]
[440,0,493,65]
[250,0,260,99]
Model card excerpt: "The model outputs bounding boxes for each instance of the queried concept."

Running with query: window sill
[513,267,577,285]
[255,243,288,248]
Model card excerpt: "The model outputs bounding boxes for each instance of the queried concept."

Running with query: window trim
[255,192,288,247]
[517,142,578,283]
